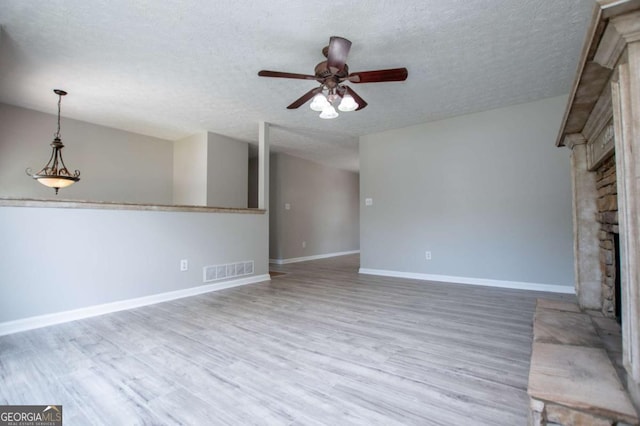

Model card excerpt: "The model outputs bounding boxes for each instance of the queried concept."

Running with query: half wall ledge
[0,197,266,214]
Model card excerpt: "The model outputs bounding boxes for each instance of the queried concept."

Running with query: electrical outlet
[180,259,188,271]
[425,251,432,260]
[365,198,373,206]
[302,241,306,248]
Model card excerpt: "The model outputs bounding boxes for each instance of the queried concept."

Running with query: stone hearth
[528,299,637,425]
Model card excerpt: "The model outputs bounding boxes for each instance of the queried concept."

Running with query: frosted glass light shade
[338,94,358,112]
[310,94,330,112]
[319,105,339,119]
[36,176,78,189]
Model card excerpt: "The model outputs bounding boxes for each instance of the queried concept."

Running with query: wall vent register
[203,260,254,283]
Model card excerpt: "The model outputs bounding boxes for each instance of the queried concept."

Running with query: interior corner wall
[269,152,359,261]
[173,133,208,206]
[206,132,248,208]
[0,103,173,204]
[248,157,259,209]
[269,153,281,259]
[359,95,574,287]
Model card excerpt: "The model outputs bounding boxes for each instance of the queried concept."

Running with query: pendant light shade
[26,89,80,194]
[319,105,339,119]
[310,93,330,112]
[338,94,358,112]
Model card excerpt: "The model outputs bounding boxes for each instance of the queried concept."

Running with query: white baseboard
[270,250,360,265]
[0,274,271,336]
[358,268,575,294]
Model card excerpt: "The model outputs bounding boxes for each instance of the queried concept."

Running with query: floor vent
[203,260,254,283]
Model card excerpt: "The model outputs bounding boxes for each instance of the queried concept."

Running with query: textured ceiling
[0,0,594,171]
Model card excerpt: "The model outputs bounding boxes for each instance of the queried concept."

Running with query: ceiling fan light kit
[258,36,407,119]
[309,92,358,118]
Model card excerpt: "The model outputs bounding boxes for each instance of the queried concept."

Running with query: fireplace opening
[614,232,621,324]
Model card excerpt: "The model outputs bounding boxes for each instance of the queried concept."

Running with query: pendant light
[26,89,80,194]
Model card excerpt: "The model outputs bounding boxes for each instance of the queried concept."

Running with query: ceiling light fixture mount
[26,89,80,194]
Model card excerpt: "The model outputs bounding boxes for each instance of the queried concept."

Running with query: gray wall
[206,132,248,208]
[173,133,208,206]
[0,206,268,322]
[0,103,267,325]
[172,132,248,208]
[360,95,574,287]
[0,104,249,208]
[0,103,173,204]
[270,152,359,261]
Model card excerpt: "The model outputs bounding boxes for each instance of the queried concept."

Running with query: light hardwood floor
[0,255,572,425]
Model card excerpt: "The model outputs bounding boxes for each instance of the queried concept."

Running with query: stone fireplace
[595,154,620,319]
[525,2,640,423]
[556,0,640,413]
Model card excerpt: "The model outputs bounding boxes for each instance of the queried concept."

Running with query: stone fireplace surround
[550,0,640,420]
[596,154,620,318]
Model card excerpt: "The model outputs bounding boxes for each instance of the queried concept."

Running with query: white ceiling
[0,0,594,172]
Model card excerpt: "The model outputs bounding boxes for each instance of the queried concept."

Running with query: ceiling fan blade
[287,87,323,109]
[345,86,367,111]
[258,70,317,80]
[348,68,408,83]
[327,36,352,73]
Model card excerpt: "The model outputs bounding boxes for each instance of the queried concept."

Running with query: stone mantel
[0,197,266,215]
[556,0,640,147]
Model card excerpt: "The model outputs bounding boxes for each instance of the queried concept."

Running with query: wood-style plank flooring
[0,255,572,425]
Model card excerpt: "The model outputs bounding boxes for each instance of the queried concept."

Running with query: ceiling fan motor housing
[315,62,349,88]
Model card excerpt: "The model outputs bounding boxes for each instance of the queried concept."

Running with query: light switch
[285,203,291,210]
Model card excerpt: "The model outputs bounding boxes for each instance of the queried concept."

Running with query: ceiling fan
[258,36,408,119]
